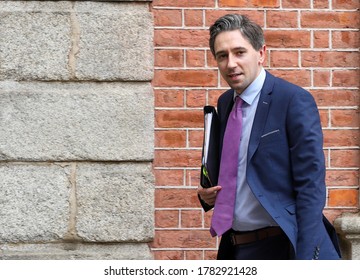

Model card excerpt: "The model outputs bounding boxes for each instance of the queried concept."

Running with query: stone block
[0,1,153,81]
[74,2,153,81]
[0,81,154,161]
[76,163,154,242]
[334,212,360,260]
[0,1,72,81]
[0,243,152,260]
[0,164,70,243]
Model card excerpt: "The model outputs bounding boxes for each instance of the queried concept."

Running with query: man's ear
[258,45,266,65]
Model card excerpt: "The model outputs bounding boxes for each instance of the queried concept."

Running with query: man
[198,14,341,260]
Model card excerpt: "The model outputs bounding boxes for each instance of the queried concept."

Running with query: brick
[326,170,359,187]
[302,51,359,68]
[155,210,179,228]
[185,250,203,260]
[328,189,359,208]
[151,230,216,248]
[152,0,215,8]
[188,130,204,148]
[154,89,184,108]
[208,89,224,106]
[268,69,311,87]
[153,69,218,87]
[332,0,360,9]
[311,89,359,107]
[332,31,359,49]
[186,49,206,67]
[218,0,247,7]
[319,109,329,128]
[204,210,213,228]
[184,10,204,27]
[330,150,360,168]
[205,10,264,27]
[266,11,298,28]
[155,188,200,208]
[155,130,186,148]
[155,49,184,67]
[152,250,184,260]
[204,250,218,260]
[283,0,310,8]
[206,50,217,67]
[301,11,359,29]
[154,169,184,186]
[313,0,329,8]
[155,109,203,128]
[186,89,206,107]
[153,9,182,27]
[154,29,208,48]
[181,210,203,228]
[323,130,359,147]
[185,169,201,187]
[313,70,331,87]
[265,30,310,48]
[333,70,360,87]
[219,0,279,8]
[270,51,299,67]
[154,150,202,168]
[331,110,359,128]
[313,31,329,48]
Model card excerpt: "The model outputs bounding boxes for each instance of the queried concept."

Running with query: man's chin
[229,84,246,94]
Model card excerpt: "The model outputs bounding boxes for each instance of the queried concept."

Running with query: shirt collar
[233,68,266,105]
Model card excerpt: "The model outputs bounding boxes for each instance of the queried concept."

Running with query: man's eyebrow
[232,47,247,52]
[215,50,227,57]
[215,47,247,57]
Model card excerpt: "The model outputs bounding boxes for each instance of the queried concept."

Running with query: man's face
[214,30,266,94]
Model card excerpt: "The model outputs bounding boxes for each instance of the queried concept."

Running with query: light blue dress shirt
[232,68,278,231]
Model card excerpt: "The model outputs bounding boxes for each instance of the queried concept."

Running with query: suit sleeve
[286,89,327,259]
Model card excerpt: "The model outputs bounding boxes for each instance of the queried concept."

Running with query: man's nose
[227,53,237,68]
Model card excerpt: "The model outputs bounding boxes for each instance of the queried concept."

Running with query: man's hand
[197,185,222,206]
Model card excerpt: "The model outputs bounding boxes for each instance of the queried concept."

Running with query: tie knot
[234,96,243,115]
[235,95,243,107]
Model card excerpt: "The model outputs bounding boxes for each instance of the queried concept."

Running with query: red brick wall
[151,0,359,260]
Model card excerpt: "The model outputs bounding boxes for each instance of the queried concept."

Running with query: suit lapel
[247,72,275,162]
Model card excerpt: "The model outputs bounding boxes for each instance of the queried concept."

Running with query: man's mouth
[228,73,242,79]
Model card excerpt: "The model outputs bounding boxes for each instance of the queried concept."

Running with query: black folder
[200,106,220,189]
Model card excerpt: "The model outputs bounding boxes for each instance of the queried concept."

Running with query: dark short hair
[209,14,265,56]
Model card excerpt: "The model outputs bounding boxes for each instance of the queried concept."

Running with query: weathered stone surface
[76,163,154,242]
[0,164,70,242]
[74,2,153,81]
[0,1,153,81]
[0,2,71,81]
[0,81,154,161]
[0,0,155,261]
[0,243,152,260]
[334,212,360,260]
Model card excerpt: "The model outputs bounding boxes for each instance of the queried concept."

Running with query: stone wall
[0,1,154,259]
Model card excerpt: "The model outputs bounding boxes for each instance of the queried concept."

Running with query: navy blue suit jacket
[215,71,340,259]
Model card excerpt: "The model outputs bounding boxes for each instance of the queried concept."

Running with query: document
[200,106,220,188]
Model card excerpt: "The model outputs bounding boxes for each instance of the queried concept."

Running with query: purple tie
[210,96,243,237]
